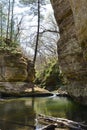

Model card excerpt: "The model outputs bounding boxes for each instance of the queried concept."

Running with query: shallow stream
[0,96,87,130]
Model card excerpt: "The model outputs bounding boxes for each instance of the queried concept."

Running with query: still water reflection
[0,96,87,130]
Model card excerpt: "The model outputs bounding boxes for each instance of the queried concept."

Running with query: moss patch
[35,60,63,91]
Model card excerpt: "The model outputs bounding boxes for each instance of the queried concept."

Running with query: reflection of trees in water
[0,99,36,130]
[34,97,87,123]
[34,98,52,116]
[66,102,87,122]
[0,97,87,130]
[34,97,72,118]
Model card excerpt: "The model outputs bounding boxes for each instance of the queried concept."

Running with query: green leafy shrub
[0,37,19,48]
[35,60,63,91]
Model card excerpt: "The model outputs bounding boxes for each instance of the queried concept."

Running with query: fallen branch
[39,124,56,130]
[37,114,87,130]
[39,29,59,34]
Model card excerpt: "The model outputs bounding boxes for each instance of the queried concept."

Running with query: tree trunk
[38,114,87,130]
[14,16,23,42]
[33,0,40,65]
[0,5,3,44]
[10,0,15,41]
[6,0,11,39]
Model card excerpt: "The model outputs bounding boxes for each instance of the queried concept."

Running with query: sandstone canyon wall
[0,47,35,97]
[51,0,87,105]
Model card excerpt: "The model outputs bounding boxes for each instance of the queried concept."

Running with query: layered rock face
[51,0,87,105]
[0,48,34,82]
[0,47,35,97]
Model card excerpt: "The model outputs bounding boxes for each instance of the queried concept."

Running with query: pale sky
[14,0,56,55]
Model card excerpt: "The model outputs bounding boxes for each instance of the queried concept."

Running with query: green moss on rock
[35,60,63,91]
[0,42,35,82]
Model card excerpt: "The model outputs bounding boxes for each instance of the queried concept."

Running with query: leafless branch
[39,29,59,34]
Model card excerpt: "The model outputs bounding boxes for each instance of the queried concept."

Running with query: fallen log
[39,124,56,130]
[37,114,87,130]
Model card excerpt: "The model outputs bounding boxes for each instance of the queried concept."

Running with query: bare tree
[6,0,11,40]
[10,0,15,41]
[14,16,24,41]
[0,4,3,43]
[33,0,40,65]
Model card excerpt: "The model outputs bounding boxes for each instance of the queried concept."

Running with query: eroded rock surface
[51,0,87,105]
[0,47,35,97]
[0,48,34,82]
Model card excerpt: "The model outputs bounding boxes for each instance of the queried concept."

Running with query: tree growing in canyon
[0,0,23,45]
[19,0,59,66]
[33,0,40,65]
